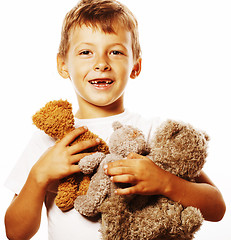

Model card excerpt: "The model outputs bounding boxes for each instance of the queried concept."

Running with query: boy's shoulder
[31,129,56,148]
[15,129,55,173]
[5,130,55,195]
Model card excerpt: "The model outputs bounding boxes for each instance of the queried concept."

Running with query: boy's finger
[110,174,137,184]
[105,166,134,176]
[69,165,81,174]
[127,152,146,159]
[105,159,135,170]
[68,138,100,155]
[61,127,88,146]
[115,186,137,195]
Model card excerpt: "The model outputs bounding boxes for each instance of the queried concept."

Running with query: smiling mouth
[89,79,114,85]
[88,79,114,89]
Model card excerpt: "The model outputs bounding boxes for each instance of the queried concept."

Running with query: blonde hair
[58,0,141,60]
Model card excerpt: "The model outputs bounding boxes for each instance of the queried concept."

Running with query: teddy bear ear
[160,119,182,139]
[202,131,210,141]
[112,121,123,131]
[32,99,75,139]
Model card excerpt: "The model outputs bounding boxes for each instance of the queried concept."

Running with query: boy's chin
[91,99,117,107]
[88,96,123,108]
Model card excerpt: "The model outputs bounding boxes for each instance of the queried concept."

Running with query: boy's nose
[94,59,111,72]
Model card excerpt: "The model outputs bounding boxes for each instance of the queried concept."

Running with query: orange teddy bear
[32,99,109,211]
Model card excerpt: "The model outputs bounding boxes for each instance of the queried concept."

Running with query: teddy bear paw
[78,152,105,174]
[181,206,203,235]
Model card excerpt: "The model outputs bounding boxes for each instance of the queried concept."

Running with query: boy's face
[58,25,141,109]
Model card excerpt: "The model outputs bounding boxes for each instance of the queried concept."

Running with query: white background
[0,0,230,239]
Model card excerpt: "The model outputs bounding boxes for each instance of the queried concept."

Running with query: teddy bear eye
[171,130,180,139]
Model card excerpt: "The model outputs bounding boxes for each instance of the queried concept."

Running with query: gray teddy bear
[74,120,209,240]
[74,121,147,217]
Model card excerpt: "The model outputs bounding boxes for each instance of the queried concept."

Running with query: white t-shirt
[5,110,161,240]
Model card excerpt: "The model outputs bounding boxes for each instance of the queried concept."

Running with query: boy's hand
[31,127,100,187]
[105,153,226,222]
[104,153,170,196]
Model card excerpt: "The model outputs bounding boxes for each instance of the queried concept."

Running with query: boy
[5,0,225,239]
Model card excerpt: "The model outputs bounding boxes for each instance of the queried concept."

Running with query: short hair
[58,0,141,60]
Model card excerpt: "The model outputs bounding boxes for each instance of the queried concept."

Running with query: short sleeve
[5,130,55,195]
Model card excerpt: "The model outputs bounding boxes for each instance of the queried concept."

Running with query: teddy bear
[73,121,147,216]
[32,99,109,211]
[74,120,209,240]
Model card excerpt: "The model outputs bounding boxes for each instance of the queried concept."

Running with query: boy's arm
[161,170,226,222]
[105,153,226,222]
[5,174,47,240]
[5,127,100,240]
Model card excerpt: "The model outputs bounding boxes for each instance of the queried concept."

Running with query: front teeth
[90,80,112,84]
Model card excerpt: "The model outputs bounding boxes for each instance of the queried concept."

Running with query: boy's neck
[75,96,125,119]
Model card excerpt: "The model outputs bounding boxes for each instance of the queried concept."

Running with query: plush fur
[75,120,209,240]
[32,100,109,211]
[74,121,147,216]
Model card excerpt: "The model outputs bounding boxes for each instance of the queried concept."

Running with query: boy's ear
[57,54,70,79]
[130,57,142,79]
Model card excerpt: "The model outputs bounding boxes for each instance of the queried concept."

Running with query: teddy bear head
[149,120,209,179]
[32,99,75,139]
[108,121,147,158]
[32,99,109,154]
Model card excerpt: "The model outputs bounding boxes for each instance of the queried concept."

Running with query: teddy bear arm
[152,199,203,239]
[78,152,106,174]
[180,206,203,238]
[125,197,189,239]
[55,174,86,212]
[74,162,110,217]
[74,176,110,216]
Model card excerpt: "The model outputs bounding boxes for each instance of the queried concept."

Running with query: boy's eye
[110,50,123,55]
[79,50,92,55]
